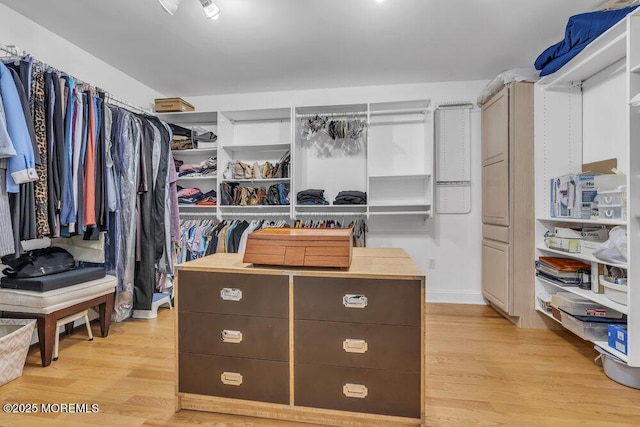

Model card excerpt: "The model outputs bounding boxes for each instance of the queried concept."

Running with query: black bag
[2,247,76,278]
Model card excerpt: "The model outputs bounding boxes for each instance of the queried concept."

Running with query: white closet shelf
[171,148,217,156]
[368,203,430,209]
[221,178,289,184]
[536,306,561,324]
[177,176,217,181]
[369,174,430,181]
[537,217,627,226]
[178,205,217,209]
[537,22,626,88]
[594,341,630,362]
[630,63,640,73]
[156,111,218,125]
[219,205,290,210]
[369,210,431,217]
[223,143,291,153]
[537,245,627,269]
[369,108,428,116]
[536,275,629,314]
[222,108,291,123]
[295,204,367,210]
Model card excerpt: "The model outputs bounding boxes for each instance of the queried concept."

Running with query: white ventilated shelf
[537,217,627,226]
[594,341,630,362]
[537,246,628,269]
[171,148,217,156]
[223,143,290,153]
[536,276,629,314]
[537,21,627,88]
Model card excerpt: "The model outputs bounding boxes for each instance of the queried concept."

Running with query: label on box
[617,330,625,340]
[615,341,627,353]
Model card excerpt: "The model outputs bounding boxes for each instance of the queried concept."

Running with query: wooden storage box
[243,228,353,268]
[154,97,194,113]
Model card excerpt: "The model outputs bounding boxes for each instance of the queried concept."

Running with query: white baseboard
[426,289,486,305]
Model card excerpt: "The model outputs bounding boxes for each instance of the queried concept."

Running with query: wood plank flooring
[1,304,639,426]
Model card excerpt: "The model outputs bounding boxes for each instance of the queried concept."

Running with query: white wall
[0,3,164,108]
[185,81,487,304]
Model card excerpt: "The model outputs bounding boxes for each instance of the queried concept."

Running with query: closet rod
[0,41,151,116]
[296,112,367,119]
[0,43,26,58]
[220,212,291,218]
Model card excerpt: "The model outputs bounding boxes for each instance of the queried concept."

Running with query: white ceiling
[0,0,604,97]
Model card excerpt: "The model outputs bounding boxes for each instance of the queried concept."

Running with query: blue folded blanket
[535,6,639,77]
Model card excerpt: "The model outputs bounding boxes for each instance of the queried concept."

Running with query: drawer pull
[220,371,243,386]
[343,294,367,309]
[343,339,368,354]
[221,329,243,344]
[220,288,242,301]
[343,383,368,399]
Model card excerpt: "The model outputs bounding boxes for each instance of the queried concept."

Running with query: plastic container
[596,185,626,206]
[597,204,626,220]
[561,311,609,340]
[595,346,640,389]
[599,275,628,306]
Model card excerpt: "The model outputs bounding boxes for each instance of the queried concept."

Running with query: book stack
[535,256,591,286]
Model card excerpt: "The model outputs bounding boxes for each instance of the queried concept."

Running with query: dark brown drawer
[178,271,288,318]
[180,312,288,361]
[295,363,420,419]
[294,277,421,326]
[295,320,420,371]
[179,353,289,404]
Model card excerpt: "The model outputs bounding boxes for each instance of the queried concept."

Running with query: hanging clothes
[31,63,50,238]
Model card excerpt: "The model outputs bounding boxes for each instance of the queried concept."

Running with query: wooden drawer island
[175,247,426,427]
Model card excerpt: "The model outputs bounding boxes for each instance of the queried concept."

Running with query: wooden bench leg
[99,292,114,338]
[36,314,56,367]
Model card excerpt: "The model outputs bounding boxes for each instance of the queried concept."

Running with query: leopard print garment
[32,70,50,238]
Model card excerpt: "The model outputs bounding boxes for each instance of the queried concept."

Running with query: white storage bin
[597,204,626,220]
[596,185,626,206]
[560,311,609,341]
[595,346,640,389]
[599,275,628,306]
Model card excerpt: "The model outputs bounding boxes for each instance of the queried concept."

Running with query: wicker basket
[0,319,36,386]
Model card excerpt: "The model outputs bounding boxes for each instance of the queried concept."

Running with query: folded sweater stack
[333,190,366,205]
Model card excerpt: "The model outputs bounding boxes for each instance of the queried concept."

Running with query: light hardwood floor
[1,304,639,427]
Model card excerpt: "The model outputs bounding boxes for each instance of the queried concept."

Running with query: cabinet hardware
[343,338,368,353]
[343,383,368,398]
[343,294,367,308]
[221,330,243,343]
[220,372,243,386]
[220,288,242,301]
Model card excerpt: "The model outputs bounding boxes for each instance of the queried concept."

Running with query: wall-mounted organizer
[159,99,437,221]
[534,9,640,369]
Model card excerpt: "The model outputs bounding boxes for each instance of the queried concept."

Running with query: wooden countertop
[177,247,424,280]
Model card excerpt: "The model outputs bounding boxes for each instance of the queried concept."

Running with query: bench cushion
[0,275,117,314]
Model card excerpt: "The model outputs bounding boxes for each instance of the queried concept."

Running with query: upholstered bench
[0,275,117,367]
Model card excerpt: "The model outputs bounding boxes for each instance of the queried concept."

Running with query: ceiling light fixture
[159,0,182,15]
[199,0,221,19]
[158,0,220,19]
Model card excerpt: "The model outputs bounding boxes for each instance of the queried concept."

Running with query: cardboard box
[608,324,628,355]
[550,174,599,218]
[154,97,194,113]
[243,228,353,268]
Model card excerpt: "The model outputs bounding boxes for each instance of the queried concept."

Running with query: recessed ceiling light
[199,0,221,19]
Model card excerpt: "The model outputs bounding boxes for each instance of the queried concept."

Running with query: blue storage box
[608,324,628,355]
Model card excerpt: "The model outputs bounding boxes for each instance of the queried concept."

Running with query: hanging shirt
[71,87,83,231]
[60,76,76,227]
[84,91,96,227]
[0,62,38,192]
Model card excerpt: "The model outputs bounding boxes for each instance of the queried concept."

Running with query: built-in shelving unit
[534,9,640,367]
[161,100,436,221]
